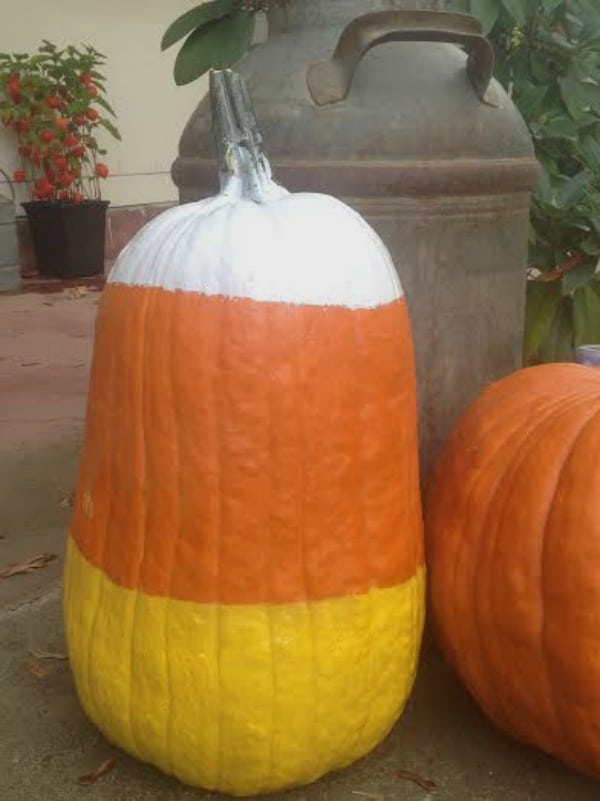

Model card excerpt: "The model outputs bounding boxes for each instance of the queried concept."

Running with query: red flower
[13,170,26,183]
[95,163,109,179]
[57,171,75,187]
[63,134,79,148]
[14,118,31,134]
[72,191,84,203]
[54,155,68,170]
[45,96,61,109]
[85,108,99,121]
[18,145,31,157]
[71,145,86,158]
[7,73,21,104]
[55,117,69,131]
[58,189,70,201]
[80,73,93,87]
[33,176,54,199]
[72,115,87,126]
[32,148,41,167]
[87,84,98,97]
[40,129,55,143]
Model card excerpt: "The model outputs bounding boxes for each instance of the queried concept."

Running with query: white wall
[0,0,210,209]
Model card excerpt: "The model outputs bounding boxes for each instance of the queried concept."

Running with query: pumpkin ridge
[539,404,600,770]
[432,386,594,730]
[127,286,154,759]
[482,395,595,747]
[79,311,120,734]
[162,300,181,779]
[351,309,373,749]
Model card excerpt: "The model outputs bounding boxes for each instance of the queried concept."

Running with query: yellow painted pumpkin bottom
[63,538,424,795]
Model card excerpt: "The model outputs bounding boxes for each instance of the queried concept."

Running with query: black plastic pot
[22,199,109,279]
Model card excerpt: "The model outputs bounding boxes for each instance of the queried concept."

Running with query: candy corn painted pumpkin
[426,363,600,779]
[63,71,425,796]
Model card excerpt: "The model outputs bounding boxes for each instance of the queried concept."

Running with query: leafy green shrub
[447,0,600,362]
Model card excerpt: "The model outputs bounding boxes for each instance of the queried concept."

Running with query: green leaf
[541,114,579,140]
[98,117,121,140]
[173,11,255,86]
[523,279,562,362]
[573,279,600,345]
[537,299,574,363]
[514,83,548,118]
[95,94,116,118]
[558,171,592,208]
[536,163,555,204]
[562,256,598,294]
[161,0,236,51]
[445,0,471,11]
[579,135,600,173]
[540,0,564,12]
[470,0,500,33]
[559,72,600,121]
[581,235,600,255]
[500,0,529,26]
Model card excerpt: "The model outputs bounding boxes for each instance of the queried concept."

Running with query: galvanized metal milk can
[0,170,21,294]
[172,1,539,477]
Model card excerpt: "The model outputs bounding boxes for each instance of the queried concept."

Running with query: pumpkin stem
[210,69,286,202]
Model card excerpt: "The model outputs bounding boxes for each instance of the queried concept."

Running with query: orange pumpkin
[426,363,600,778]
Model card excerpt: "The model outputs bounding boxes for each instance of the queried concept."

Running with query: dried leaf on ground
[351,792,384,801]
[77,758,116,785]
[66,287,89,299]
[0,552,56,579]
[26,659,49,680]
[30,650,68,661]
[396,770,437,793]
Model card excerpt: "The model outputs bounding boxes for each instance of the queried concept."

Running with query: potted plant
[0,41,120,278]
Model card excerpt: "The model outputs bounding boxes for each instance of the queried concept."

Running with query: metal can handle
[306,10,495,106]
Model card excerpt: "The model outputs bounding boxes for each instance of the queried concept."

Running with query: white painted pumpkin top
[108,189,403,310]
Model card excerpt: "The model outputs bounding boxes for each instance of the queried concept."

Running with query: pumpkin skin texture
[63,74,424,796]
[426,363,600,779]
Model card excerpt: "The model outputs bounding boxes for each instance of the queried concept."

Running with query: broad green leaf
[559,72,600,121]
[537,299,574,363]
[535,163,554,204]
[573,279,600,345]
[470,0,500,33]
[514,82,548,118]
[581,236,600,255]
[161,0,236,51]
[500,0,529,26]
[541,0,564,12]
[558,170,591,208]
[542,114,579,140]
[445,0,471,12]
[579,135,600,173]
[174,11,255,86]
[561,256,598,294]
[523,279,562,362]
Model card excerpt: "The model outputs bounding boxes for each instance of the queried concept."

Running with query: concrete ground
[0,290,598,801]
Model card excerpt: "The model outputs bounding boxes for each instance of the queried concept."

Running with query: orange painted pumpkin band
[71,284,423,605]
